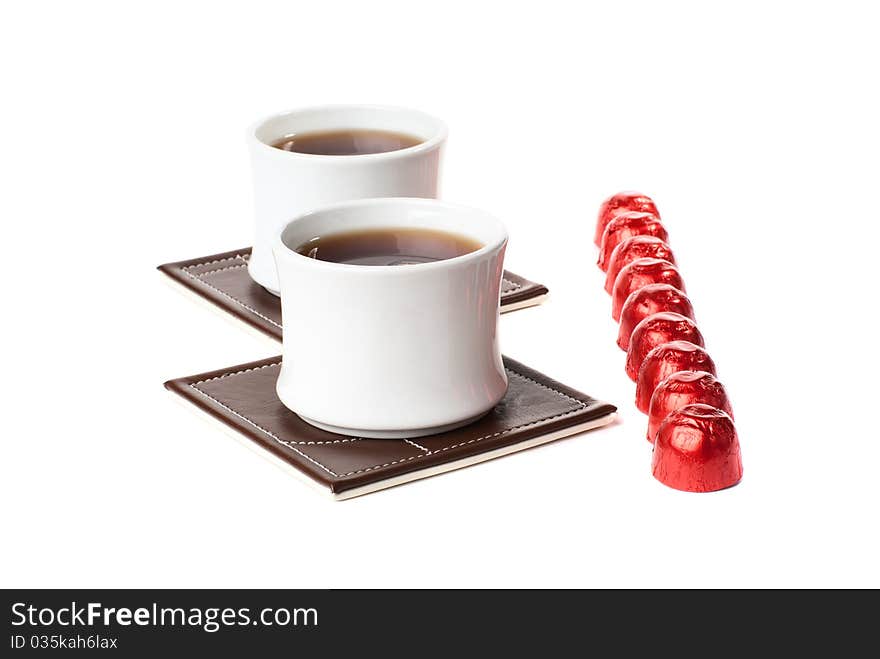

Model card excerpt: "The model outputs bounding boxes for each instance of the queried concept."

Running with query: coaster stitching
[404,439,430,453]
[199,263,249,277]
[182,254,249,271]
[190,362,362,449]
[181,267,283,330]
[191,361,279,386]
[340,404,585,476]
[189,385,343,477]
[186,361,591,481]
[506,369,586,408]
[189,384,357,452]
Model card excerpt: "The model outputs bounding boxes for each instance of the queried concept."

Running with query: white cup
[273,198,509,438]
[248,105,447,294]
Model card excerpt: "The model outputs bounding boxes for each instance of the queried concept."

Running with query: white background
[2,1,878,588]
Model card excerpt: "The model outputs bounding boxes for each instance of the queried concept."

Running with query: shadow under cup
[272,198,509,439]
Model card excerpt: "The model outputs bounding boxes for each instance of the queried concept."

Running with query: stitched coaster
[166,356,616,500]
[158,248,549,340]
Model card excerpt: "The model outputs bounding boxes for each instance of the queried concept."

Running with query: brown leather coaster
[166,356,616,500]
[158,248,549,340]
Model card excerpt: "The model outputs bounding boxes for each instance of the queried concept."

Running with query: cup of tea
[248,105,447,294]
[272,197,509,438]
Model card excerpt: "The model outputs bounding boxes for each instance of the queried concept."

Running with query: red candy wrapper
[635,341,716,413]
[598,212,667,272]
[625,312,704,381]
[651,404,742,492]
[618,284,694,351]
[611,258,684,322]
[594,191,659,246]
[604,236,676,294]
[648,371,732,443]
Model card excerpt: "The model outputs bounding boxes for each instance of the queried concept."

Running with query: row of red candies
[595,192,743,492]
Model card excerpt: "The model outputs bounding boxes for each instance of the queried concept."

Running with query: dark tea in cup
[294,227,482,266]
[272,129,422,156]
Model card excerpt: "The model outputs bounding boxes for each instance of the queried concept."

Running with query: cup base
[297,411,490,439]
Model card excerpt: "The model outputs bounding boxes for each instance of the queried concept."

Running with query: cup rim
[273,197,508,273]
[249,104,448,162]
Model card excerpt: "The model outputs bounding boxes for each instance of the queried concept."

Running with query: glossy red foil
[617,284,694,351]
[594,191,659,246]
[604,236,676,294]
[648,371,732,443]
[598,212,667,271]
[651,404,743,492]
[635,341,716,414]
[611,259,684,322]
[625,312,704,381]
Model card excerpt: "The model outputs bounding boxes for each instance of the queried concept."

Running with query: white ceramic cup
[248,105,447,294]
[273,198,509,438]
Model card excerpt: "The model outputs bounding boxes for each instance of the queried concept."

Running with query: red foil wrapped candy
[618,284,694,351]
[611,258,684,322]
[648,371,733,443]
[604,236,676,294]
[598,212,668,272]
[651,404,743,492]
[625,312,704,381]
[635,341,716,414]
[594,191,659,246]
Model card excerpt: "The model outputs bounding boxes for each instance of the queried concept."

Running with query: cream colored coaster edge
[168,388,615,501]
[333,412,615,500]
[500,293,549,313]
